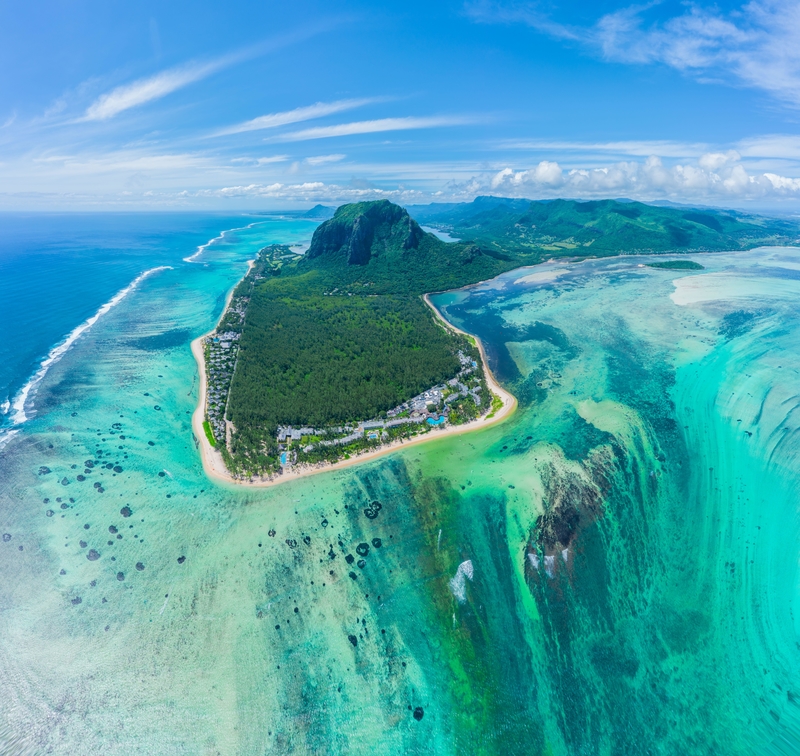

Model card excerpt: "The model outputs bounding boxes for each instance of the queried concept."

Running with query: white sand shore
[191,279,517,489]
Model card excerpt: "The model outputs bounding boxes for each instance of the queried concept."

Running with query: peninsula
[195,201,518,482]
[194,197,800,483]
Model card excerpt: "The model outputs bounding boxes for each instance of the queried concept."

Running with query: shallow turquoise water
[2,222,800,754]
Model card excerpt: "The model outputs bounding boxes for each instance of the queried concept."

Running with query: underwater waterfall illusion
[1,225,800,755]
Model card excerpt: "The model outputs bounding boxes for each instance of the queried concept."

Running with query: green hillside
[409,197,800,259]
[223,201,505,476]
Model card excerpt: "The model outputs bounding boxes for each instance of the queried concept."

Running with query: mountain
[408,197,800,256]
[306,200,423,265]
[301,203,335,219]
[298,199,511,294]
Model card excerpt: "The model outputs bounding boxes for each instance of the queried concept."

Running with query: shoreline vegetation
[191,299,517,489]
[190,197,800,487]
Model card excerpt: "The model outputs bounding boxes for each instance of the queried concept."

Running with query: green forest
[222,202,506,476]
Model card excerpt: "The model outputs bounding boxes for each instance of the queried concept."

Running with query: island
[193,197,800,484]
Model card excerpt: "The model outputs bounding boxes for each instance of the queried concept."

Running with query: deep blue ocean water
[0,213,315,439]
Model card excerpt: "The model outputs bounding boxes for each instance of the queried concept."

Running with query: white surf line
[8,266,172,427]
[183,220,269,263]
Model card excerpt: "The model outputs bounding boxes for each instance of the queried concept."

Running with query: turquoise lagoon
[1,215,800,755]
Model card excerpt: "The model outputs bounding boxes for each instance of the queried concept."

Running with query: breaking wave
[183,221,267,263]
[7,266,172,427]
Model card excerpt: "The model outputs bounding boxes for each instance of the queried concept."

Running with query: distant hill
[407,196,800,256]
[407,196,533,225]
[301,203,335,219]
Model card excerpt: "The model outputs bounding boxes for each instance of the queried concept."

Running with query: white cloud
[305,154,346,165]
[698,150,741,171]
[460,152,800,201]
[231,155,291,165]
[196,181,428,203]
[500,139,709,159]
[3,140,800,210]
[273,115,477,142]
[82,59,230,121]
[212,99,380,137]
[737,134,800,160]
[467,0,800,107]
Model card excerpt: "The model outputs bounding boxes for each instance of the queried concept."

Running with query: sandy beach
[191,282,517,489]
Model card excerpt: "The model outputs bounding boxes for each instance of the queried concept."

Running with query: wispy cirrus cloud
[212,98,382,137]
[273,115,479,142]
[231,155,291,165]
[466,0,800,107]
[499,139,709,159]
[305,154,346,165]
[80,53,248,122]
[79,24,334,122]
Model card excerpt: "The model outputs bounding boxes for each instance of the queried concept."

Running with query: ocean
[1,214,799,755]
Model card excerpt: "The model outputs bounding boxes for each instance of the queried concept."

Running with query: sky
[2,0,800,211]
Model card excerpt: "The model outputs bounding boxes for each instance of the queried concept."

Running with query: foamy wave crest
[9,266,172,426]
[184,221,267,263]
[449,559,474,603]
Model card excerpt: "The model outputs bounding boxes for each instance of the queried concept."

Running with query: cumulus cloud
[467,0,800,107]
[171,152,800,204]
[462,153,800,200]
[3,142,800,209]
[437,152,800,203]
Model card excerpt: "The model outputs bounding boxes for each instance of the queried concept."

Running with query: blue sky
[2,0,800,210]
